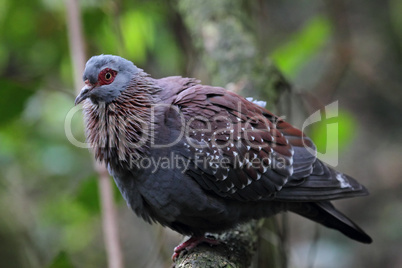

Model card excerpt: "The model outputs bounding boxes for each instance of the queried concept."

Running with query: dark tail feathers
[288,201,372,244]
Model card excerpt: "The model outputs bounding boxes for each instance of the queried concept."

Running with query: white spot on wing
[336,173,352,188]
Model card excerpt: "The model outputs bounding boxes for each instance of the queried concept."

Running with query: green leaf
[119,10,156,64]
[153,26,183,75]
[41,196,95,252]
[270,16,332,78]
[0,79,35,126]
[310,109,356,154]
[389,0,402,46]
[75,176,100,215]
[47,251,75,268]
[63,219,95,252]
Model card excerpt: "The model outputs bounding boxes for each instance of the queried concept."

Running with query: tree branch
[174,221,262,268]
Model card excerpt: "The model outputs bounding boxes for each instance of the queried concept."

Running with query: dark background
[0,0,401,267]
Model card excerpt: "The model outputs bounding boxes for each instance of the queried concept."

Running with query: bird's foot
[172,235,220,261]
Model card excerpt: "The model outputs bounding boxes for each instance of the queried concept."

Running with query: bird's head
[75,54,139,105]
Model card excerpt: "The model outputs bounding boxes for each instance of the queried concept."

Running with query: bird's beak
[75,80,94,105]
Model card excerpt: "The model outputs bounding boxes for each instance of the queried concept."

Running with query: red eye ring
[99,68,117,85]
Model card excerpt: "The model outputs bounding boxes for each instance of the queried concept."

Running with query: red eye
[99,68,117,85]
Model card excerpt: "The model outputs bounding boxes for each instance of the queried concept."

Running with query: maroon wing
[173,84,368,202]
[173,85,303,201]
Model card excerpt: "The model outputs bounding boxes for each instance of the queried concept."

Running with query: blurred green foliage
[270,16,331,78]
[0,80,35,126]
[311,109,357,157]
[0,0,183,267]
[47,251,74,268]
[270,14,357,163]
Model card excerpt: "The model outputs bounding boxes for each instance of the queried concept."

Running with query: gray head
[75,55,139,105]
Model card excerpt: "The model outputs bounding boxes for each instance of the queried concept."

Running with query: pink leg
[172,236,220,261]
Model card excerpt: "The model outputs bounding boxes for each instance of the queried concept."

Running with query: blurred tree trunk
[65,1,124,268]
[177,0,289,105]
[175,0,290,267]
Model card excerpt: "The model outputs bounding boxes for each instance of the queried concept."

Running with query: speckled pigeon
[75,55,372,259]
